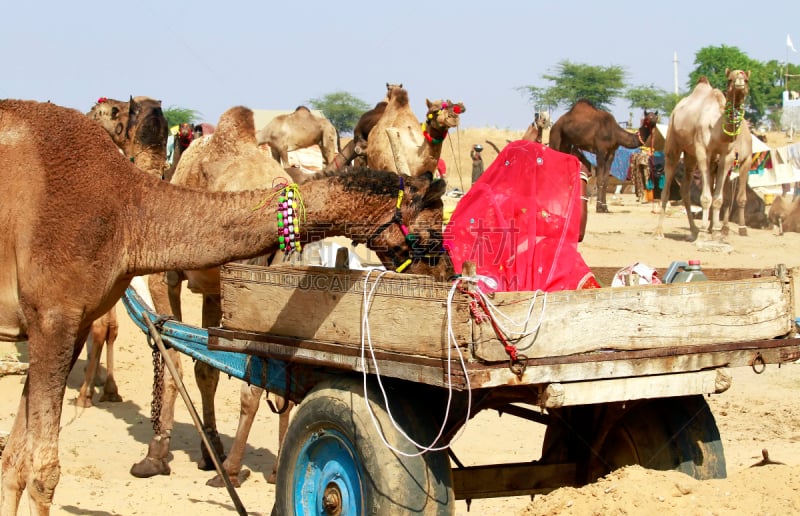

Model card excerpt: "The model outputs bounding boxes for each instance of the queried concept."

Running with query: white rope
[360,270,472,457]
[459,276,548,353]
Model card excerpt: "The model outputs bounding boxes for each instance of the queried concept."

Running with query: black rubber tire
[595,395,726,480]
[273,376,455,515]
[543,395,726,483]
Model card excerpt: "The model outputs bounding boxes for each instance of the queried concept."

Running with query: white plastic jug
[663,259,707,283]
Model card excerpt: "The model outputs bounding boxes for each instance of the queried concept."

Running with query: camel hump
[295,105,311,113]
[213,106,256,145]
[697,76,710,85]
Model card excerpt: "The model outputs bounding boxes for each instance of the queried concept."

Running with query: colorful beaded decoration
[276,184,303,255]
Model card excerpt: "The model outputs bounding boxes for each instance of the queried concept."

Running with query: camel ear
[457,102,466,114]
[725,67,730,76]
[426,99,433,110]
[422,174,447,205]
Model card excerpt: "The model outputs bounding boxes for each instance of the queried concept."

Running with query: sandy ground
[2,190,800,515]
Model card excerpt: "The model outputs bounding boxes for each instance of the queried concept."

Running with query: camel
[654,70,753,241]
[256,106,340,168]
[365,87,466,175]
[0,99,448,515]
[130,106,451,487]
[351,83,404,165]
[521,110,553,144]
[767,194,800,235]
[75,96,170,408]
[549,100,658,213]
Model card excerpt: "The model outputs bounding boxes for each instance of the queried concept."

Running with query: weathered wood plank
[221,263,471,360]
[540,369,729,408]
[473,276,793,362]
[220,262,796,364]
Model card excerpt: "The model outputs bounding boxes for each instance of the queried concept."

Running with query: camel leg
[98,307,121,402]
[695,151,715,241]
[735,163,750,236]
[74,326,104,408]
[1,321,85,515]
[270,395,294,484]
[655,151,682,239]
[594,155,610,213]
[147,272,173,316]
[130,347,183,478]
[195,294,225,470]
[207,384,264,487]
[165,270,184,322]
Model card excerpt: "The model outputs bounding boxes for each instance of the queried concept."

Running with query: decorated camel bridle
[270,176,446,271]
[421,101,463,144]
[722,72,749,138]
[364,176,447,272]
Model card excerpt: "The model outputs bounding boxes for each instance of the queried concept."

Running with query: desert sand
[3,149,800,515]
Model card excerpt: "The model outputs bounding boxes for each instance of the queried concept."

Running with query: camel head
[423,99,466,142]
[534,111,552,129]
[87,96,168,176]
[357,171,451,279]
[724,68,750,103]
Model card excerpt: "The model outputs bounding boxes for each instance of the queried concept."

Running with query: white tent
[652,124,800,188]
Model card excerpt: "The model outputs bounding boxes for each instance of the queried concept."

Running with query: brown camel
[75,96,170,409]
[131,106,451,487]
[654,70,753,241]
[351,83,404,164]
[550,100,658,213]
[130,105,287,479]
[366,87,465,175]
[0,99,448,515]
[256,106,340,167]
[767,194,800,235]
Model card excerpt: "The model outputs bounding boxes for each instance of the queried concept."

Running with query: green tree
[519,60,628,111]
[308,91,370,135]
[689,45,767,122]
[163,106,201,128]
[624,84,668,112]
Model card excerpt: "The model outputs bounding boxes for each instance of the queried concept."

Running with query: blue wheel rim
[293,428,364,515]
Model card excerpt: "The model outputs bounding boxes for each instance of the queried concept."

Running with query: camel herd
[0,83,465,514]
[3,72,798,513]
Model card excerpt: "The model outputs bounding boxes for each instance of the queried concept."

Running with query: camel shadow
[63,359,278,486]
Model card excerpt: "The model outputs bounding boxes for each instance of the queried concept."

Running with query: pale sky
[3,0,798,131]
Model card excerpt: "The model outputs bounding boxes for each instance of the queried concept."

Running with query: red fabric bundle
[445,140,596,292]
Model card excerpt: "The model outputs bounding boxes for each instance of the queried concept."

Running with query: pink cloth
[445,140,595,292]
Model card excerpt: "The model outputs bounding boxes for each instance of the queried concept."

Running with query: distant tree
[308,91,370,135]
[624,84,668,112]
[163,106,201,128]
[519,60,627,111]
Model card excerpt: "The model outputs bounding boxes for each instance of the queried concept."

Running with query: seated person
[445,139,599,292]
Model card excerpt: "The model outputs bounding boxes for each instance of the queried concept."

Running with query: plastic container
[663,259,708,283]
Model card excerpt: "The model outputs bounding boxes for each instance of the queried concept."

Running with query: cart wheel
[592,395,726,480]
[273,377,454,515]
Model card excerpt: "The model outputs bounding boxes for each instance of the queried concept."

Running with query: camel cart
[123,261,800,515]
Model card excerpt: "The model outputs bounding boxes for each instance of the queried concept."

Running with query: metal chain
[147,333,165,436]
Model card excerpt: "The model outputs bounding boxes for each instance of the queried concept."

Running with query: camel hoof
[99,392,122,403]
[130,457,171,478]
[207,469,250,488]
[739,227,748,236]
[197,431,226,471]
[595,204,609,214]
[72,396,93,408]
